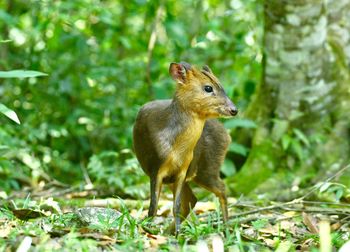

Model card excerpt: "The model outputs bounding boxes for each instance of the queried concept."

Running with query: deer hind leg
[167,182,197,234]
[148,172,163,217]
[194,176,228,223]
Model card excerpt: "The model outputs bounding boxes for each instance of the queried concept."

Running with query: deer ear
[202,65,212,74]
[169,62,191,84]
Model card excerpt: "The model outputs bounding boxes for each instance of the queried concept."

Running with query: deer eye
[204,85,213,93]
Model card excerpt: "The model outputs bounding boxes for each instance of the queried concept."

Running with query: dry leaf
[331,222,341,231]
[158,201,172,217]
[300,238,315,251]
[302,212,318,234]
[79,232,116,244]
[283,211,298,217]
[12,209,48,220]
[264,238,277,247]
[147,234,168,248]
[280,220,296,230]
[0,225,12,238]
[194,202,216,214]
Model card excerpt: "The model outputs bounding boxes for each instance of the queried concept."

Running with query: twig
[279,206,350,215]
[228,201,299,220]
[300,200,350,207]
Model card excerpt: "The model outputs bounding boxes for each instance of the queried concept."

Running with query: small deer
[133,62,237,234]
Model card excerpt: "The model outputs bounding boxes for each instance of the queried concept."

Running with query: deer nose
[230,107,238,116]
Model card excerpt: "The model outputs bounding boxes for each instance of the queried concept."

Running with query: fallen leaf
[264,238,277,247]
[282,211,298,217]
[79,232,116,245]
[147,233,168,248]
[300,238,316,251]
[280,220,296,230]
[331,222,341,231]
[158,201,172,217]
[0,225,12,238]
[194,202,216,214]
[302,212,318,234]
[12,209,48,220]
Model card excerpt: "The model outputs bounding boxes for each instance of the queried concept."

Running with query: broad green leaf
[293,128,310,147]
[228,142,249,156]
[252,219,268,230]
[222,159,236,177]
[291,140,303,160]
[224,118,257,129]
[0,103,20,124]
[0,70,48,78]
[281,135,291,150]
[0,145,11,156]
[271,119,289,141]
[335,189,344,201]
[319,182,332,193]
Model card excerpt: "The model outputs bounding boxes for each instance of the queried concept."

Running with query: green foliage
[0,70,47,78]
[251,218,268,230]
[0,0,262,192]
[87,150,148,199]
[224,118,257,129]
[0,103,20,124]
[318,182,350,202]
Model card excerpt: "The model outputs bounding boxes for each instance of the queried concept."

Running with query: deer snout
[229,106,238,116]
[225,98,238,116]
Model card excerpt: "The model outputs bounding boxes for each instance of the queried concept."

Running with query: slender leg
[148,173,163,217]
[167,183,197,234]
[173,172,187,235]
[194,177,228,224]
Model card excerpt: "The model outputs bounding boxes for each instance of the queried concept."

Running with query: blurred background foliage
[0,0,349,202]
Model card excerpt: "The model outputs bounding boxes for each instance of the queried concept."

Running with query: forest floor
[0,184,350,251]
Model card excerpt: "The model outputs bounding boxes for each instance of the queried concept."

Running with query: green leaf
[335,188,344,201]
[319,182,332,193]
[221,159,236,177]
[224,118,257,129]
[0,70,48,78]
[281,135,291,150]
[228,142,249,156]
[0,103,20,124]
[0,145,11,156]
[293,128,310,147]
[291,140,303,160]
[252,218,268,230]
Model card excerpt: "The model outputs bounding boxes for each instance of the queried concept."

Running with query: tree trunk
[228,0,350,196]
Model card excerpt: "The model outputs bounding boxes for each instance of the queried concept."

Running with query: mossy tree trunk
[229,0,350,196]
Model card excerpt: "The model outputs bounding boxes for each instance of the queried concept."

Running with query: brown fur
[133,62,237,235]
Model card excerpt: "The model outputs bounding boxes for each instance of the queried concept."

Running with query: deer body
[133,62,237,234]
